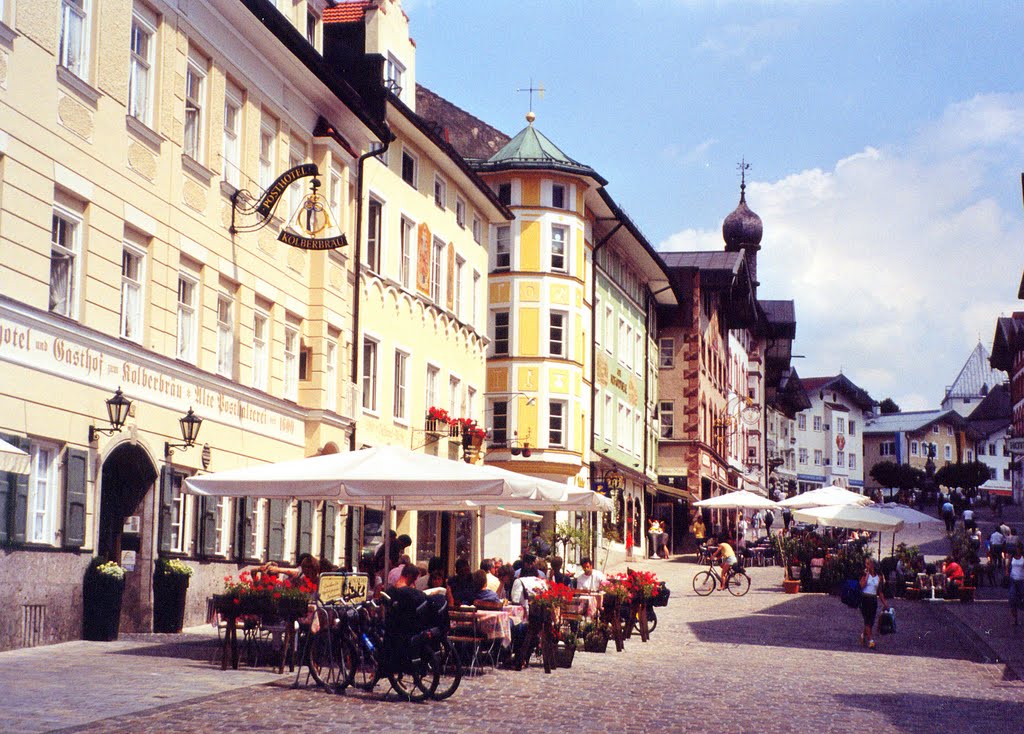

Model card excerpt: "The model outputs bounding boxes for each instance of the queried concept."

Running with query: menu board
[318,572,370,604]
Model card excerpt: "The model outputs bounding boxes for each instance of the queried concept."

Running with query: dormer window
[552,183,566,209]
[385,54,405,96]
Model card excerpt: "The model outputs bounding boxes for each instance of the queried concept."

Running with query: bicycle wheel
[631,606,658,634]
[308,629,355,693]
[351,633,381,691]
[387,652,438,702]
[728,571,751,597]
[693,570,716,596]
[429,637,462,701]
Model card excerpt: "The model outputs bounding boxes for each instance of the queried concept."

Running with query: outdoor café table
[476,605,526,647]
[573,591,604,619]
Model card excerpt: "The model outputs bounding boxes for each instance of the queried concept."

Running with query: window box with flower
[153,557,194,633]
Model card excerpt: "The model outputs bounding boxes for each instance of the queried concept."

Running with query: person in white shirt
[990,528,1006,566]
[1008,545,1024,626]
[963,507,975,530]
[574,557,607,591]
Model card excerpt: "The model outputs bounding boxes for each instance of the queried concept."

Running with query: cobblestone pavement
[7,506,1024,734]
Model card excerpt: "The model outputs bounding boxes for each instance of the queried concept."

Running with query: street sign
[1007,437,1024,455]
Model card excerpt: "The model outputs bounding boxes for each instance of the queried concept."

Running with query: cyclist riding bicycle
[712,537,738,591]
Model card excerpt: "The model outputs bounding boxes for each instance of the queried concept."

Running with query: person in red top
[943,556,965,595]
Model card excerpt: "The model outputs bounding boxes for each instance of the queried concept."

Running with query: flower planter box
[554,644,576,668]
[782,579,801,594]
[83,575,125,641]
[152,574,190,633]
[582,635,609,653]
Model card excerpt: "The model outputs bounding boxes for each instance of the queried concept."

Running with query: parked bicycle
[692,562,751,596]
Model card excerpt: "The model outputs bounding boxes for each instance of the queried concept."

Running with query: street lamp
[165,408,203,458]
[88,388,132,442]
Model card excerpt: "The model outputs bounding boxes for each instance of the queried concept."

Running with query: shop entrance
[98,443,157,633]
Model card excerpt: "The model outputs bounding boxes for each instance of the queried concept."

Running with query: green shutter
[200,495,217,557]
[63,448,88,548]
[322,502,336,565]
[268,499,286,561]
[158,467,174,553]
[0,432,16,545]
[235,497,253,561]
[297,500,313,556]
[346,505,361,571]
[9,436,30,545]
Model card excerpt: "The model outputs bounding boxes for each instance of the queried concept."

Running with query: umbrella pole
[382,496,392,591]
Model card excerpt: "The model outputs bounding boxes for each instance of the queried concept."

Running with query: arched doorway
[98,443,157,633]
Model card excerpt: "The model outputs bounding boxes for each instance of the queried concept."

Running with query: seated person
[261,552,321,591]
[471,570,503,606]
[385,564,431,646]
[386,554,413,589]
[712,538,738,590]
[549,556,571,586]
[448,558,476,607]
[416,556,446,591]
[573,557,606,591]
[495,564,515,601]
[480,558,502,593]
[943,556,965,594]
[509,567,547,668]
[514,553,547,580]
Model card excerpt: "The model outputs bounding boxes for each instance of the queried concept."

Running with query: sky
[400,0,1024,411]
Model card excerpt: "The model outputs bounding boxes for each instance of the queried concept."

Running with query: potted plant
[153,557,193,633]
[601,576,631,651]
[82,559,126,641]
[554,625,577,668]
[580,619,611,653]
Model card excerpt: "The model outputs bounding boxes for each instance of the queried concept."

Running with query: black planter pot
[153,574,190,633]
[82,574,125,641]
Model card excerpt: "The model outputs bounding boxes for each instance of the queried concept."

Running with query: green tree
[870,460,902,489]
[878,398,901,415]
[934,461,992,495]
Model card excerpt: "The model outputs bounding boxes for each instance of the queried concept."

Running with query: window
[448,376,460,416]
[472,272,481,329]
[128,9,156,125]
[425,365,439,409]
[120,244,145,342]
[799,448,808,464]
[634,332,643,376]
[433,175,447,210]
[305,8,318,48]
[989,443,997,456]
[813,416,822,431]
[361,338,378,411]
[176,274,198,362]
[466,387,476,421]
[549,401,565,448]
[836,417,845,434]
[456,197,466,228]
[401,150,417,188]
[495,225,511,270]
[945,445,952,461]
[849,454,856,469]
[223,83,243,188]
[497,182,511,205]
[216,294,234,377]
[933,425,940,434]
[50,208,80,318]
[604,393,613,444]
[393,351,408,420]
[283,325,299,401]
[385,53,405,95]
[366,198,382,272]
[947,426,954,436]
[604,305,613,352]
[325,340,337,410]
[849,421,856,436]
[551,225,567,271]
[28,443,59,545]
[617,402,628,450]
[814,450,822,466]
[797,414,806,431]
[491,400,508,445]
[880,441,896,457]
[472,216,482,244]
[837,450,845,466]
[660,401,674,438]
[399,217,414,288]
[213,497,232,557]
[910,441,919,456]
[169,472,189,554]
[966,449,974,462]
[551,183,566,209]
[259,118,276,192]
[659,338,674,368]
[59,0,89,78]
[253,311,269,391]
[493,312,510,355]
[183,49,208,162]
[431,238,444,303]
[549,312,565,357]
[288,143,306,219]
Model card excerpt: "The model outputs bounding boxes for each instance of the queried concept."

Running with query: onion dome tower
[722,162,763,291]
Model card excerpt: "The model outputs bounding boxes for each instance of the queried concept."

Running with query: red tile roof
[323,2,375,24]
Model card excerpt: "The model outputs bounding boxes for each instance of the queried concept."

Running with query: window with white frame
[604,393,613,444]
[798,414,806,430]
[426,365,439,409]
[50,208,80,318]
[472,216,482,244]
[454,257,465,319]
[966,449,974,462]
[836,417,846,434]
[466,386,476,419]
[433,175,447,210]
[456,197,466,228]
[393,350,408,421]
[385,53,405,95]
[59,0,90,78]
[472,272,481,329]
[495,225,511,270]
[223,83,243,188]
[259,118,276,192]
[659,338,674,368]
[617,402,628,450]
[551,224,567,271]
[594,392,603,438]
[252,311,269,391]
[216,294,234,378]
[549,311,566,358]
[604,305,613,352]
[799,448,808,464]
[128,7,156,125]
[176,273,198,362]
[399,217,414,289]
[325,339,338,410]
[287,142,306,218]
[493,311,510,355]
[401,149,417,188]
[448,376,460,416]
[169,472,189,554]
[814,449,822,465]
[634,332,642,375]
[250,497,267,560]
[549,401,566,448]
[595,296,603,347]
[283,325,299,401]
[431,238,444,303]
[660,401,674,438]
[879,441,895,457]
[813,415,822,431]
[305,8,318,48]
[366,197,382,272]
[837,450,845,466]
[490,400,508,445]
[496,182,511,205]
[120,243,145,342]
[330,160,343,226]
[634,411,642,457]
[28,442,59,545]
[910,441,919,456]
[849,454,856,470]
[183,48,208,162]
[361,338,378,411]
[945,444,952,461]
[215,498,232,557]
[849,420,856,436]
[551,183,566,210]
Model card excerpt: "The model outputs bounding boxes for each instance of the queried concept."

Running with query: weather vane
[516,78,545,121]
[738,158,750,189]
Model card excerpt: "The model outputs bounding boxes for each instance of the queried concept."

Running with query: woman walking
[859,558,887,649]
[1008,545,1024,627]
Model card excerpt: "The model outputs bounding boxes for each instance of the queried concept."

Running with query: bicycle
[692,562,751,596]
[630,601,658,634]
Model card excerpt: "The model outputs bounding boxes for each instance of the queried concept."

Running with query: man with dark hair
[481,558,501,593]
[448,558,476,607]
[574,557,605,591]
[373,531,413,578]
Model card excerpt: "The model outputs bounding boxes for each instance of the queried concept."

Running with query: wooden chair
[449,608,492,675]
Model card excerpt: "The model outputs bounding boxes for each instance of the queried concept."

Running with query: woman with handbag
[859,558,887,649]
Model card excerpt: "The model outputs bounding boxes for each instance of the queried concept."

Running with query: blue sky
[403,0,1024,411]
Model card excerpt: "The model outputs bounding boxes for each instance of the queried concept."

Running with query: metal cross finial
[516,78,545,116]
[738,158,750,188]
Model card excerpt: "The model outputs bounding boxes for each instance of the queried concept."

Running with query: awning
[981,479,1013,497]
[0,438,29,475]
[652,482,696,501]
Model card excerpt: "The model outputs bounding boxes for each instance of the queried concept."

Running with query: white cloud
[695,17,798,66]
[658,94,1024,411]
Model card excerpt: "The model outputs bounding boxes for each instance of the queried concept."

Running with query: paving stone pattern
[6,506,1024,734]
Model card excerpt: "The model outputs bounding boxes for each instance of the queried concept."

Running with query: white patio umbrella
[873,502,943,555]
[777,486,873,509]
[693,490,779,510]
[0,437,29,475]
[792,504,905,533]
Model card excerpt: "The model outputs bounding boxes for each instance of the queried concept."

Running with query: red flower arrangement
[624,569,661,601]
[427,406,452,424]
[531,581,574,610]
[222,570,315,602]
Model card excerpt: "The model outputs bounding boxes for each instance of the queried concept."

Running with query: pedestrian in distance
[941,498,955,534]
[1008,545,1024,627]
[763,509,775,536]
[859,557,887,649]
[781,507,793,534]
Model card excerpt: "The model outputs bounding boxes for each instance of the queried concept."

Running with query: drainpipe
[349,133,392,451]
